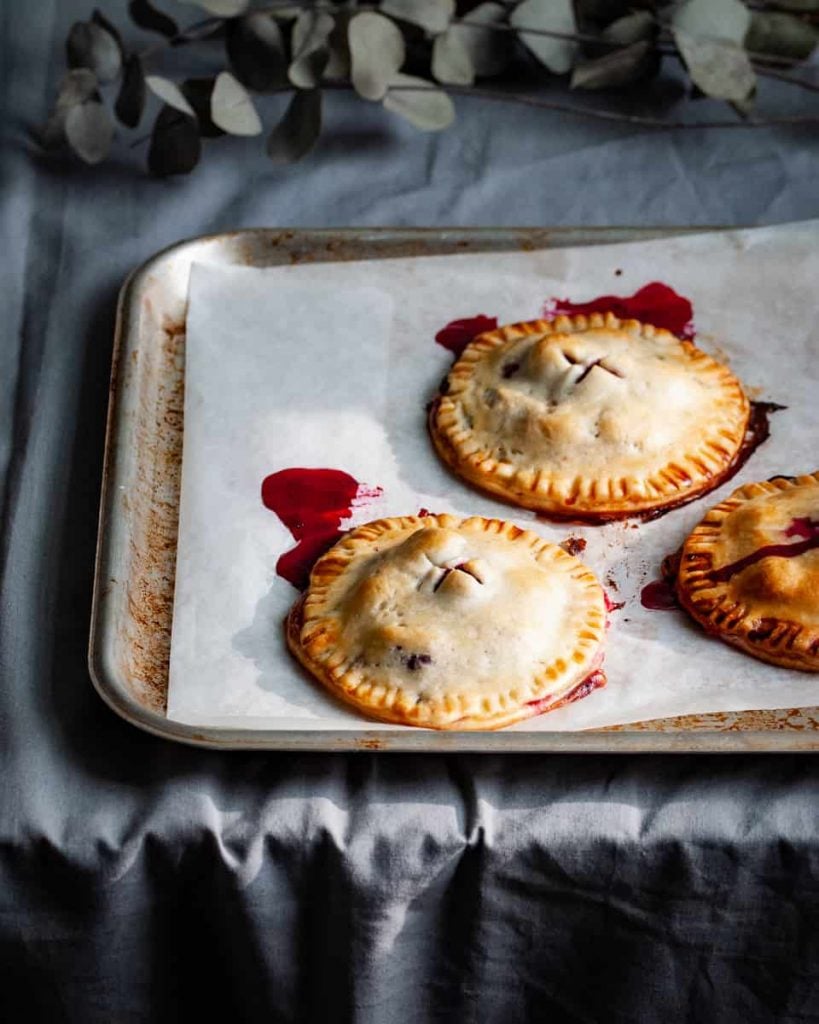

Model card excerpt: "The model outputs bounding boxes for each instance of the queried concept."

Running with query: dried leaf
[148,106,201,175]
[210,71,262,136]
[92,9,125,58]
[177,0,248,15]
[36,114,68,151]
[672,0,750,46]
[289,12,334,88]
[36,70,99,151]
[56,68,100,110]
[510,0,578,74]
[266,89,322,163]
[146,75,196,116]
[672,0,754,101]
[128,0,178,39]
[66,20,122,83]
[383,73,455,130]
[65,101,113,164]
[380,0,455,35]
[571,40,656,90]
[601,11,655,46]
[349,12,406,100]
[674,30,756,100]
[115,55,146,127]
[226,13,286,91]
[324,14,351,80]
[450,3,511,78]
[181,78,226,137]
[432,28,474,85]
[746,12,819,60]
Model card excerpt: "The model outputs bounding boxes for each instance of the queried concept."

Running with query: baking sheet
[167,222,819,731]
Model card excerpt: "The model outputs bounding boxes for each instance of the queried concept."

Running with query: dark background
[2,2,819,1021]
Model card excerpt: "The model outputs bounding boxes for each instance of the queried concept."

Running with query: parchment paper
[167,222,819,730]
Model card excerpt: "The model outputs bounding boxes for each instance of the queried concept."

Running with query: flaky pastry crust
[286,514,607,729]
[430,313,750,521]
[676,472,819,670]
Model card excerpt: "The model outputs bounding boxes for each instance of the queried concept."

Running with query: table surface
[3,3,819,1021]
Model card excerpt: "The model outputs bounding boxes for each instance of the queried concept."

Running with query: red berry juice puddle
[262,468,382,590]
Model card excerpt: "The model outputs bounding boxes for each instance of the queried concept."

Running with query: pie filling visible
[675,472,819,670]
[286,514,608,730]
[430,312,751,521]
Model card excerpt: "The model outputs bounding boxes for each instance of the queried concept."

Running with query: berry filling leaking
[524,666,607,716]
[262,468,382,590]
[543,282,695,339]
[435,315,499,358]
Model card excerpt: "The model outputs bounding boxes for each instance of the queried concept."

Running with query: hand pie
[430,313,750,521]
[286,514,607,730]
[675,472,819,670]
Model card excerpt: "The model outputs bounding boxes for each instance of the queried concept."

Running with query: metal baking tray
[88,228,819,751]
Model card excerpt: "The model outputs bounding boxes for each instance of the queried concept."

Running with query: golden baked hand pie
[286,514,607,730]
[675,472,819,670]
[430,313,750,521]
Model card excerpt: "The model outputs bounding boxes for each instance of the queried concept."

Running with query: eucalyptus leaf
[146,75,196,116]
[451,3,511,78]
[37,114,68,151]
[181,78,225,137]
[128,0,178,39]
[601,10,655,46]
[210,71,262,136]
[383,73,455,130]
[177,0,248,15]
[746,12,819,60]
[37,70,99,151]
[432,28,474,85]
[266,89,322,163]
[66,20,122,83]
[349,12,406,100]
[672,0,754,101]
[148,106,201,176]
[289,12,334,89]
[226,13,287,91]
[571,40,655,90]
[65,101,113,164]
[56,68,100,110]
[672,0,750,46]
[324,14,351,80]
[115,55,146,127]
[92,9,125,59]
[510,0,578,75]
[674,31,756,100]
[380,0,455,35]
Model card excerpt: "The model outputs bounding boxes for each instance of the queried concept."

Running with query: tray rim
[88,225,819,752]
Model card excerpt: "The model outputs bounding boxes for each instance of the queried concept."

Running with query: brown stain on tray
[123,318,185,713]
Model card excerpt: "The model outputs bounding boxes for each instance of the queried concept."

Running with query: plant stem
[406,83,819,129]
[131,81,819,150]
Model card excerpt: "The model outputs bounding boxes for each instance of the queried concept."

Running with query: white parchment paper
[167,222,819,730]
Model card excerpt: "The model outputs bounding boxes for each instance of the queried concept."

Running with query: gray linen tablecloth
[2,3,819,1021]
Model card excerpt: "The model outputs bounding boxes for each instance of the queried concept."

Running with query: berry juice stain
[544,282,695,339]
[640,579,679,611]
[641,550,682,611]
[435,315,499,358]
[262,468,382,589]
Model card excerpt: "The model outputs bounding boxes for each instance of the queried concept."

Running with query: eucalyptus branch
[41,0,819,176]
